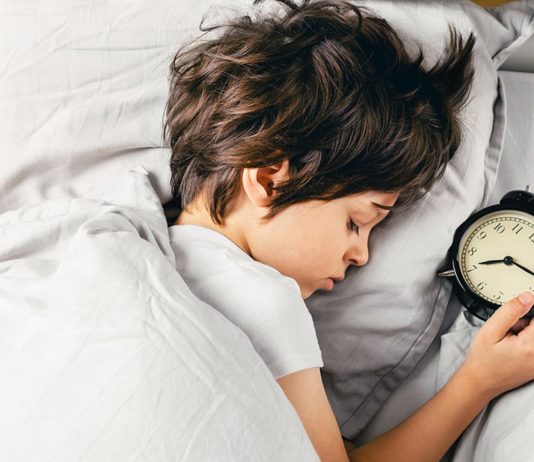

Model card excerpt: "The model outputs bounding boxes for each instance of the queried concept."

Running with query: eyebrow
[371,201,396,211]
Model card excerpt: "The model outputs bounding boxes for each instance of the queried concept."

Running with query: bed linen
[354,69,534,461]
[2,1,528,437]
[0,167,319,461]
[1,0,534,459]
[444,68,534,462]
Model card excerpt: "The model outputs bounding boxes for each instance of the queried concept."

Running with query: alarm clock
[438,187,534,321]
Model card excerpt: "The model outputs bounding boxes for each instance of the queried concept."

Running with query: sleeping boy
[163,0,534,460]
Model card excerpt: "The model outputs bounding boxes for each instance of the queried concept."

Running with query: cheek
[287,221,344,268]
[260,224,313,273]
[261,206,346,274]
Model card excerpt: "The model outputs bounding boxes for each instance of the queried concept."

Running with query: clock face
[457,209,534,305]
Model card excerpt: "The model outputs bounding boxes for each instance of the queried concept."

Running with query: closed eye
[348,218,360,236]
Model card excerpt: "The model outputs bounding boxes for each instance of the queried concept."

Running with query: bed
[0,1,533,461]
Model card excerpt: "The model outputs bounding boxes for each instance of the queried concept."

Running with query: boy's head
[163,0,475,298]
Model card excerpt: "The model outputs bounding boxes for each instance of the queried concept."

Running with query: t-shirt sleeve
[187,264,324,379]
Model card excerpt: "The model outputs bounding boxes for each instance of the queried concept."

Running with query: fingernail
[518,291,534,305]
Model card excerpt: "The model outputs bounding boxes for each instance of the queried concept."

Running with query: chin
[301,288,314,300]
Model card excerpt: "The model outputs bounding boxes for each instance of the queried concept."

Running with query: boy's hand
[458,291,534,401]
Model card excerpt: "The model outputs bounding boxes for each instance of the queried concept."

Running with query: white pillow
[0,1,177,212]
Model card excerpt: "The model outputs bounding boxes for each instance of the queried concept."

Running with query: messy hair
[163,0,476,225]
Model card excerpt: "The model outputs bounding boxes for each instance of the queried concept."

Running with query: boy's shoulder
[169,224,302,301]
[169,224,322,380]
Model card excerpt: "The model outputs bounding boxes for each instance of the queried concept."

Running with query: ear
[242,158,290,208]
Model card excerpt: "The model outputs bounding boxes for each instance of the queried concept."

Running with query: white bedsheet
[0,166,318,462]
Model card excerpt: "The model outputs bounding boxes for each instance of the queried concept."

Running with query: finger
[509,318,531,335]
[517,317,534,340]
[481,291,534,342]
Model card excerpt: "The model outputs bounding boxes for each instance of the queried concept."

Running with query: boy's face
[245,190,399,299]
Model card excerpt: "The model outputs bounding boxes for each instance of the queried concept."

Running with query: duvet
[0,166,318,462]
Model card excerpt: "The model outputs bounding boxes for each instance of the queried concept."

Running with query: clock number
[468,247,477,256]
[492,291,504,301]
[530,233,534,244]
[477,231,487,240]
[493,223,506,234]
[466,264,478,273]
[477,281,487,291]
[512,223,523,234]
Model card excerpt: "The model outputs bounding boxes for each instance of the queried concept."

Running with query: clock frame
[439,189,534,321]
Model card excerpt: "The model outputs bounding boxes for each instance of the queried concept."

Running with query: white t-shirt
[168,224,324,379]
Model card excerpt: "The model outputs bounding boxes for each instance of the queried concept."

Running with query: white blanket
[0,166,318,462]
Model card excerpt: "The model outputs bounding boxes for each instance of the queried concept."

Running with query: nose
[345,238,369,267]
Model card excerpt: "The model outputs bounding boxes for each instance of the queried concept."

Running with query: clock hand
[479,256,515,266]
[511,260,534,277]
[478,257,534,276]
[479,259,505,265]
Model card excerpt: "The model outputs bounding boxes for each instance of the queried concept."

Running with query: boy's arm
[347,368,489,462]
[276,368,349,462]
[278,367,489,462]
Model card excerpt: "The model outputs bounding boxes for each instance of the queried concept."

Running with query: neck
[175,197,251,256]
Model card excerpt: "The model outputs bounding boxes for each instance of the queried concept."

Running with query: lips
[323,275,344,291]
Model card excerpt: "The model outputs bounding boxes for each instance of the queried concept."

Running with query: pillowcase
[489,70,534,204]
[306,0,534,440]
[0,0,178,213]
[464,0,534,69]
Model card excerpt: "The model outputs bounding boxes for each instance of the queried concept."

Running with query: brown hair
[163,0,475,225]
